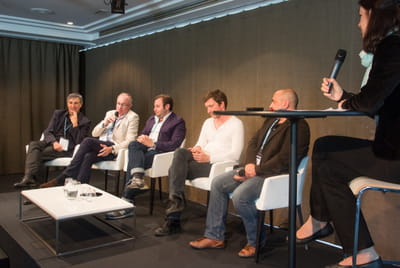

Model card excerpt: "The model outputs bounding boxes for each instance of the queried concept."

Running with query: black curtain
[0,37,82,174]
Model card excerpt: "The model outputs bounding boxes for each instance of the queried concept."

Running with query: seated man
[106,94,186,220]
[14,93,91,187]
[154,89,245,236]
[40,92,139,187]
[189,89,310,258]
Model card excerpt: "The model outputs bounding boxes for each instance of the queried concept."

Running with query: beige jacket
[92,110,139,154]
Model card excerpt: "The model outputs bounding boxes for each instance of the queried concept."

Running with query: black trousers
[25,140,72,180]
[310,136,400,254]
[55,138,115,184]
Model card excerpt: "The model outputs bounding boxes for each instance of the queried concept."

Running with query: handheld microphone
[327,49,347,93]
[236,167,245,177]
[111,111,119,129]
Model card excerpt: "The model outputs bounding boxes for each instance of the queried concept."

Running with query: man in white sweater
[154,89,244,236]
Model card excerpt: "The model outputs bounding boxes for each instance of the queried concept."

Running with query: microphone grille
[335,49,347,61]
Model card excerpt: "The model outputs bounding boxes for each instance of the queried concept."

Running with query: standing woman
[296,0,400,267]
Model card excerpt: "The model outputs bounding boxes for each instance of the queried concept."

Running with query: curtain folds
[0,37,81,174]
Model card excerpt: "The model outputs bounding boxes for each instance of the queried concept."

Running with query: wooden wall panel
[84,0,398,258]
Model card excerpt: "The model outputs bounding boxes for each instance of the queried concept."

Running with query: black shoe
[154,218,182,236]
[325,257,383,268]
[296,223,334,244]
[105,209,133,220]
[166,197,185,215]
[14,177,36,188]
[23,200,33,205]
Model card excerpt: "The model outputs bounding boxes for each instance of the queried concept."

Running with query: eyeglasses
[116,102,130,107]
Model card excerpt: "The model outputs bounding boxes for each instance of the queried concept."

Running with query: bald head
[269,89,299,111]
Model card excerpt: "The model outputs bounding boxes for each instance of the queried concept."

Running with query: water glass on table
[64,178,80,200]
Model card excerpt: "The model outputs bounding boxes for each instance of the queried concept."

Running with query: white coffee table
[19,184,135,256]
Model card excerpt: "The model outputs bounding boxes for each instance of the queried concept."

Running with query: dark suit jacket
[141,112,186,153]
[244,117,310,177]
[43,109,91,152]
[342,32,400,159]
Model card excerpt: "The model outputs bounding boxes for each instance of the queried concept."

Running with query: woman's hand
[321,78,343,101]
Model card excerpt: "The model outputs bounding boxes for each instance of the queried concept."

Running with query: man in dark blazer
[14,93,91,187]
[106,94,186,220]
[189,89,310,258]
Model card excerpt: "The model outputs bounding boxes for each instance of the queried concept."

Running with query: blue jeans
[204,170,265,247]
[124,141,158,199]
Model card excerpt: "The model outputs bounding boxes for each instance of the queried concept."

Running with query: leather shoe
[14,177,36,188]
[238,244,256,258]
[296,223,333,244]
[189,237,225,249]
[154,218,182,236]
[325,257,383,268]
[39,178,59,188]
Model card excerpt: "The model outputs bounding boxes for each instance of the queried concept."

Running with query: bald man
[189,89,310,258]
[41,92,139,187]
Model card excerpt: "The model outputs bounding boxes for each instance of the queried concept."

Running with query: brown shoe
[39,179,58,188]
[189,237,225,249]
[238,244,256,258]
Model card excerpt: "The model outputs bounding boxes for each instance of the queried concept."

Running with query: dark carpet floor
[0,171,348,268]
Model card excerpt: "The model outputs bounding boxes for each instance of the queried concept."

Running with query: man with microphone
[40,92,139,187]
[106,94,186,220]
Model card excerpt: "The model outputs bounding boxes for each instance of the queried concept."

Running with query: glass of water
[65,179,80,200]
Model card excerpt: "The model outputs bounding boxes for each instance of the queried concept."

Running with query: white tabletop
[21,184,134,220]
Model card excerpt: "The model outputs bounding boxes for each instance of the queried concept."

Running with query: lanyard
[64,117,72,138]
[257,118,280,155]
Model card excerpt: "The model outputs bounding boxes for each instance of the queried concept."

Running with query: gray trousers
[25,140,71,180]
[168,148,211,200]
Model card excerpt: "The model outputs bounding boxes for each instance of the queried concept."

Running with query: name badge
[256,153,262,166]
[59,137,69,151]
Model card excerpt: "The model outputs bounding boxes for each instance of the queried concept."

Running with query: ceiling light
[30,8,54,15]
[67,22,74,25]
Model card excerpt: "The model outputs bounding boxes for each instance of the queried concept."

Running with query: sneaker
[14,176,36,188]
[105,209,133,220]
[127,177,147,189]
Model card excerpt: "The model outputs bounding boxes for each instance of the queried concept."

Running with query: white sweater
[195,116,244,164]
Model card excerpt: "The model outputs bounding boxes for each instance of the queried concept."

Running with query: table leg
[288,119,298,268]
[19,194,22,220]
[56,221,59,255]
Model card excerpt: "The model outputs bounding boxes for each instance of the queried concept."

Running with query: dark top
[43,109,91,152]
[244,117,310,177]
[342,32,400,159]
[141,112,186,153]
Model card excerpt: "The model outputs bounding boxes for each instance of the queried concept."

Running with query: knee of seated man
[129,140,142,150]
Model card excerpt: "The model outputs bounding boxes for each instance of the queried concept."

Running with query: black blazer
[43,110,91,152]
[244,117,310,177]
[342,32,400,159]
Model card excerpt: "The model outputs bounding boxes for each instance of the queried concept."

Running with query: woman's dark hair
[359,0,400,53]
[203,89,228,108]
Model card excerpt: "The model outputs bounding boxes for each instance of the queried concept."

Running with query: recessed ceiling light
[30,8,54,15]
[67,21,74,25]
[95,9,108,14]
